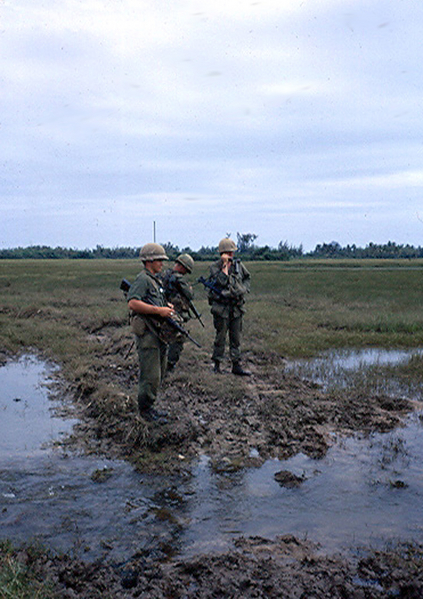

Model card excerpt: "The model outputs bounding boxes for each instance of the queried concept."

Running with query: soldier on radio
[206,238,251,375]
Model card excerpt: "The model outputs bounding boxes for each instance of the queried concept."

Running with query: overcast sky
[1,0,422,251]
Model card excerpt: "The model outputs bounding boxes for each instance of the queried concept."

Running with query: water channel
[1,352,423,562]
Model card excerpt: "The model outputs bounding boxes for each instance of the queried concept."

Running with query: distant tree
[2,239,423,260]
[161,242,180,260]
[277,240,303,260]
[236,232,258,253]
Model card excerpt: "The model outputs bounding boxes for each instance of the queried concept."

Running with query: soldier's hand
[221,253,231,274]
[157,306,175,318]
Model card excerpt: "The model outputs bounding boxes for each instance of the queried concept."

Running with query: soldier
[207,238,251,375]
[127,243,174,422]
[159,253,195,371]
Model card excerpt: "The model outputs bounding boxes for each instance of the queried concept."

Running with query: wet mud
[1,325,422,598]
[63,327,415,474]
[8,536,423,598]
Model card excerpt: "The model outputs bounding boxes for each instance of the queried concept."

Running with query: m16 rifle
[165,275,205,327]
[186,299,205,327]
[120,279,201,348]
[197,276,226,299]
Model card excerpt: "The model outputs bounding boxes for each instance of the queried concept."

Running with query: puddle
[1,353,423,562]
[180,413,423,557]
[0,356,183,561]
[0,355,77,459]
[286,347,423,399]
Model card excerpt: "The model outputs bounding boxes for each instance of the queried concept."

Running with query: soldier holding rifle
[159,253,200,371]
[126,243,174,422]
[203,237,251,375]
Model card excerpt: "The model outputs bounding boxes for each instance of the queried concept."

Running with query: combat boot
[140,407,168,423]
[213,360,221,373]
[231,361,251,376]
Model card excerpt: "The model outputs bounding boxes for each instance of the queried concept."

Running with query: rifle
[120,278,132,297]
[169,277,205,327]
[197,276,226,299]
[120,279,201,348]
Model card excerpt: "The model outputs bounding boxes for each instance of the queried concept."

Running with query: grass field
[1,258,423,362]
[246,259,423,357]
[1,256,423,394]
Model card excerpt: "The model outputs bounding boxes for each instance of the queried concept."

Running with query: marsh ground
[1,259,423,597]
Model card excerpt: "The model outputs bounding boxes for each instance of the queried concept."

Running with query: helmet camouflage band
[218,238,237,253]
[139,242,169,261]
[176,253,194,273]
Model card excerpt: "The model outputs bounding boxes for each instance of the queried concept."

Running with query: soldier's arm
[175,276,194,301]
[128,299,174,318]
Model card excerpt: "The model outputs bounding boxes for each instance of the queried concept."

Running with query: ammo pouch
[130,313,146,336]
[131,311,182,344]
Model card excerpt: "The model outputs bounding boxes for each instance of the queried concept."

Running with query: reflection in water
[286,347,423,399]
[1,353,423,562]
[0,355,76,458]
[180,413,423,557]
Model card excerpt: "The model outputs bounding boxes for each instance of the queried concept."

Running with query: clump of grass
[0,541,56,599]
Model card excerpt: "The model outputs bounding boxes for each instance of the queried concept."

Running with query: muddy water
[0,355,75,459]
[183,415,423,556]
[1,353,423,562]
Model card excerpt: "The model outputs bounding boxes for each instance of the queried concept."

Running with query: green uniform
[127,268,168,413]
[159,269,194,368]
[208,258,251,364]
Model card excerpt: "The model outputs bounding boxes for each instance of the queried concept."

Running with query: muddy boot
[140,407,168,423]
[213,360,221,374]
[231,361,251,376]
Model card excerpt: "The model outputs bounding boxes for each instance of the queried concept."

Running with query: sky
[1,0,422,252]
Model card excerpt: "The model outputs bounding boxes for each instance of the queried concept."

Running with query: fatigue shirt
[127,267,167,344]
[208,259,251,318]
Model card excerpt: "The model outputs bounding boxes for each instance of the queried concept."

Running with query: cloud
[1,0,423,251]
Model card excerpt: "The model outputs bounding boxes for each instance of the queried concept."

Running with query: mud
[63,327,414,475]
[1,326,422,598]
[9,536,423,598]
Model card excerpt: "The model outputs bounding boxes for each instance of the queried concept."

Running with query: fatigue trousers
[135,331,167,412]
[212,312,242,364]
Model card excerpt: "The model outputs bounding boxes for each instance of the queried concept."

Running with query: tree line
[1,236,423,260]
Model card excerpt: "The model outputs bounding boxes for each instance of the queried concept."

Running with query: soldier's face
[174,262,187,275]
[148,259,165,274]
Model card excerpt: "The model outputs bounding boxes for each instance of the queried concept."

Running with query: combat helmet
[218,238,237,253]
[139,243,169,261]
[176,253,194,273]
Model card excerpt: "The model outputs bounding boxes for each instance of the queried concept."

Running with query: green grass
[2,258,423,362]
[244,261,423,357]
[0,541,56,599]
[1,256,423,402]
